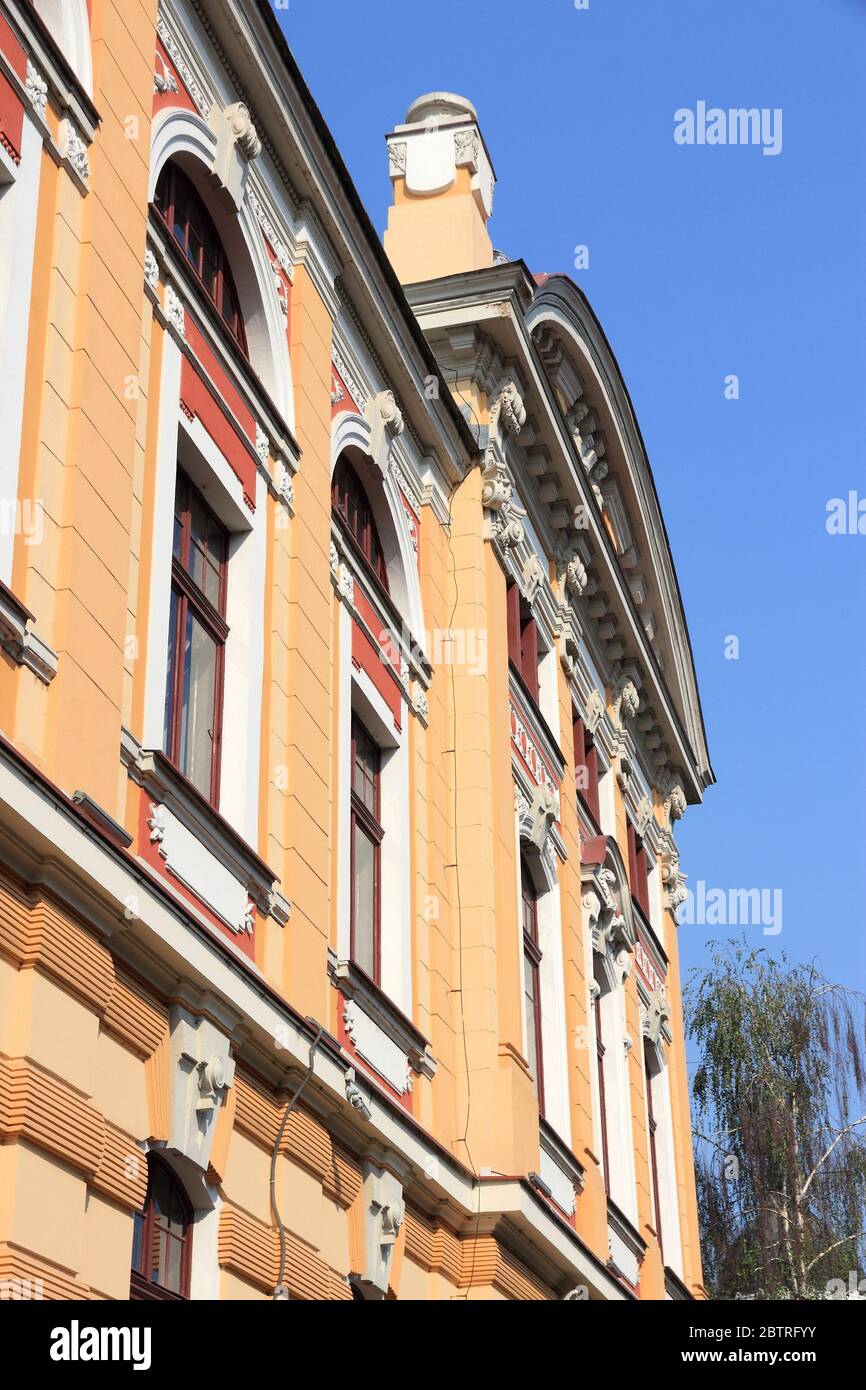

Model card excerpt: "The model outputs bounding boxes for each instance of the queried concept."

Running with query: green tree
[685,939,866,1300]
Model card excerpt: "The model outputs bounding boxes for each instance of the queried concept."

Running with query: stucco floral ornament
[616,677,641,722]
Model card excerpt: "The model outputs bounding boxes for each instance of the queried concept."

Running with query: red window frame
[627,821,651,919]
[573,714,601,828]
[164,470,229,808]
[521,857,545,1113]
[154,161,248,355]
[130,1154,192,1301]
[595,988,610,1197]
[332,456,389,591]
[507,581,540,704]
[645,1050,664,1260]
[350,715,384,984]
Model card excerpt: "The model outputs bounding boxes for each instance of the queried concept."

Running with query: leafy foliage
[686,939,866,1300]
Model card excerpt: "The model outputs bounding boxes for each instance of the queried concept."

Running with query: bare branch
[799,1114,866,1201]
[804,1232,866,1277]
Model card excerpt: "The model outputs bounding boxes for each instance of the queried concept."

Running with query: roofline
[250,0,480,463]
[530,273,715,788]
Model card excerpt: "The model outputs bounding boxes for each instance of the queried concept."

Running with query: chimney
[384,93,496,284]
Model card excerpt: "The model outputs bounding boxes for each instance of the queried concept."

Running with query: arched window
[154,162,247,354]
[332,456,389,590]
[130,1154,193,1300]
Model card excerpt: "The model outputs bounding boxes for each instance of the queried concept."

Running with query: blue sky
[278,0,866,1003]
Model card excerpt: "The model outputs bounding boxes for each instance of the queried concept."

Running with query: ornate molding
[25,60,48,118]
[274,460,294,510]
[255,424,269,464]
[144,246,159,292]
[169,1005,235,1174]
[247,188,294,275]
[377,389,404,439]
[153,52,178,95]
[331,343,369,412]
[156,17,211,116]
[642,988,671,1046]
[62,119,89,183]
[224,102,260,161]
[660,843,687,913]
[163,284,186,339]
[615,675,641,723]
[490,379,527,439]
[330,541,354,603]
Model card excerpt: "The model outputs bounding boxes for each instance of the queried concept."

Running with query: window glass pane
[221,279,238,334]
[189,539,208,594]
[131,1208,144,1274]
[352,724,379,814]
[352,821,376,977]
[163,588,180,754]
[203,556,221,610]
[524,957,539,1084]
[160,1226,183,1293]
[178,611,217,798]
[202,246,218,299]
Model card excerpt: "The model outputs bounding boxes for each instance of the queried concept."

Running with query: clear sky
[277,0,866,1004]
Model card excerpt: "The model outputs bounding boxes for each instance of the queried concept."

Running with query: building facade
[0,0,713,1301]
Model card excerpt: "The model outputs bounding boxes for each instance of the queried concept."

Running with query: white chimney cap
[404,92,478,126]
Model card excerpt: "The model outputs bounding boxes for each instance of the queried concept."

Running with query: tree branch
[800,1115,866,1201]
[804,1231,866,1277]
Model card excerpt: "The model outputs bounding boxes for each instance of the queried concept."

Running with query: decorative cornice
[156,14,211,117]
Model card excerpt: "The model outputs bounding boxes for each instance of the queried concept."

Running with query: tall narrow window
[351,716,383,983]
[595,990,610,1196]
[163,471,229,806]
[130,1154,192,1300]
[627,822,651,919]
[573,714,601,827]
[521,857,544,1111]
[332,457,389,590]
[507,581,540,704]
[154,162,247,353]
[645,1051,664,1260]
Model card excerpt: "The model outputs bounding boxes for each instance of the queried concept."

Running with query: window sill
[0,581,58,684]
[122,729,290,936]
[606,1197,647,1288]
[538,1118,585,1217]
[129,1270,187,1302]
[664,1265,694,1301]
[328,949,436,1093]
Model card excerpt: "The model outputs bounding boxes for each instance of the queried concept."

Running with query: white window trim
[644,1043,685,1278]
[536,633,560,743]
[591,958,639,1226]
[597,750,616,838]
[514,805,572,1146]
[0,116,43,587]
[143,337,265,844]
[337,603,412,1015]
